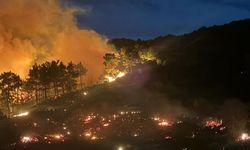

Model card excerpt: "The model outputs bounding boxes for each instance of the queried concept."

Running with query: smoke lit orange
[0,0,112,84]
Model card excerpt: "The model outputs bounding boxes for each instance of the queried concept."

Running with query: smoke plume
[0,0,111,84]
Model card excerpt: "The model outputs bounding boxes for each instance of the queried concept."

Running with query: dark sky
[66,0,250,39]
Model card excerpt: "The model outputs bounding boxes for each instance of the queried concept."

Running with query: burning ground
[0,0,250,149]
[1,74,250,150]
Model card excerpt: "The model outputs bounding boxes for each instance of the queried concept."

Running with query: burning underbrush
[1,105,250,150]
[1,87,250,150]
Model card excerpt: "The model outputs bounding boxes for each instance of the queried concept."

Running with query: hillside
[109,19,250,102]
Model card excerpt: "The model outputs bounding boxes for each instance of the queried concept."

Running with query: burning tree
[103,53,122,77]
[0,72,22,117]
[102,48,162,82]
[138,49,162,64]
[102,51,130,82]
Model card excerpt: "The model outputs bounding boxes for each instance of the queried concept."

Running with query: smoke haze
[0,0,111,84]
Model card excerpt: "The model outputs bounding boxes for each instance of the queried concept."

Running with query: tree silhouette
[49,60,66,98]
[76,62,87,90]
[27,63,41,104]
[65,62,79,92]
[26,60,87,101]
[0,72,22,117]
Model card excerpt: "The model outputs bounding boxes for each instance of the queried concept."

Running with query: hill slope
[109,19,250,101]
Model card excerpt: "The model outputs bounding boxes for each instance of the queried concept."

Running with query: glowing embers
[237,133,250,142]
[83,113,97,124]
[164,136,173,140]
[84,131,92,137]
[117,145,125,150]
[102,123,110,127]
[20,136,39,144]
[83,91,88,96]
[13,112,29,118]
[44,134,65,143]
[80,111,143,141]
[204,118,223,129]
[53,134,64,140]
[81,113,110,141]
[152,116,173,127]
[158,121,171,127]
[119,111,140,115]
[105,71,126,83]
[133,133,139,137]
[82,131,103,141]
[82,113,113,127]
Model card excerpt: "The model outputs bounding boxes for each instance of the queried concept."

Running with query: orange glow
[20,136,38,144]
[0,0,112,84]
[241,133,250,141]
[158,121,170,127]
[204,118,223,129]
[13,112,29,118]
[152,116,173,127]
[84,132,92,137]
[105,72,127,83]
[103,123,110,127]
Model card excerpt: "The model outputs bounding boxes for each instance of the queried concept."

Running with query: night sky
[67,0,250,39]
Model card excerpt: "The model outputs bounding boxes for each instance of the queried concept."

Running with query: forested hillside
[109,19,250,101]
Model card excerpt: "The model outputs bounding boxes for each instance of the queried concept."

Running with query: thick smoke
[0,0,111,84]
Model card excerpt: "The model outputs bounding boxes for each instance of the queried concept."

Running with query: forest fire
[0,0,249,150]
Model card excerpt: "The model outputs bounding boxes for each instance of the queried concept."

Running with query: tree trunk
[62,85,65,95]
[35,87,38,104]
[6,92,12,118]
[7,100,11,118]
[53,82,57,98]
[44,87,47,100]
[80,75,83,90]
